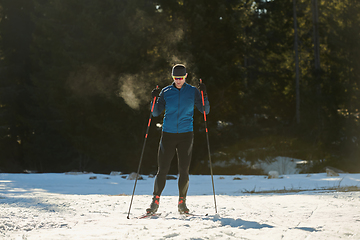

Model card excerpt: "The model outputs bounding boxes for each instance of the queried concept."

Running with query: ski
[134,212,207,219]
[136,212,161,219]
[180,212,208,217]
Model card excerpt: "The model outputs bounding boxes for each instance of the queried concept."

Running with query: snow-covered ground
[1,172,360,239]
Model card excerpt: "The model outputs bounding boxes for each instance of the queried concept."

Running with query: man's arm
[195,89,210,114]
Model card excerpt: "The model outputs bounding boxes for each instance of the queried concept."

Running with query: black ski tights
[153,132,194,198]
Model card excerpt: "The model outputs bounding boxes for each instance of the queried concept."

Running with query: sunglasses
[172,76,186,81]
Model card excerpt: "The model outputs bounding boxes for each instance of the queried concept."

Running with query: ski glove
[152,87,161,99]
[198,82,207,98]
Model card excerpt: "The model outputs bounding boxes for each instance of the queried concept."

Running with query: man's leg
[153,132,177,196]
[176,132,194,198]
[147,132,177,214]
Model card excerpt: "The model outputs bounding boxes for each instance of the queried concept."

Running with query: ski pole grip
[199,79,205,106]
[154,85,159,100]
[151,85,159,112]
[153,85,159,102]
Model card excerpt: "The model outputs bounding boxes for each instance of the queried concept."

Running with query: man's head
[172,64,187,89]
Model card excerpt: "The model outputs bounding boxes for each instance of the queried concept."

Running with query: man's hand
[152,87,161,99]
[198,82,207,97]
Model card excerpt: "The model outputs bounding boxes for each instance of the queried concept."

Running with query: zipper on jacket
[177,88,180,133]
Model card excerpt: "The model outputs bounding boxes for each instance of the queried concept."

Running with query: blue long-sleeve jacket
[152,83,210,133]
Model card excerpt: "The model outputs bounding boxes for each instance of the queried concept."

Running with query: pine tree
[0,0,34,171]
[29,0,174,172]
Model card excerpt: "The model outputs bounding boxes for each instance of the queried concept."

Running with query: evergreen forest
[1,0,360,174]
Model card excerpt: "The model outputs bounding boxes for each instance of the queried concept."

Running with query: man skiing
[147,64,210,214]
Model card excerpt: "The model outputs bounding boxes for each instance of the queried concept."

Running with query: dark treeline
[0,0,359,174]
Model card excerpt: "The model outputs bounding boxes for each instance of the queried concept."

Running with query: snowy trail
[1,173,360,239]
[2,193,359,239]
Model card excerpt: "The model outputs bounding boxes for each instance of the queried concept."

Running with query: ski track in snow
[0,173,360,239]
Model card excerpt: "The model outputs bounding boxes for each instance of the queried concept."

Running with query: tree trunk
[293,0,301,124]
[311,0,323,128]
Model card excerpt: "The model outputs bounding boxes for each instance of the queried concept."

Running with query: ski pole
[127,85,158,219]
[199,79,218,214]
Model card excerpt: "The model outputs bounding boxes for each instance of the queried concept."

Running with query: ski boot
[146,195,160,214]
[178,197,189,214]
